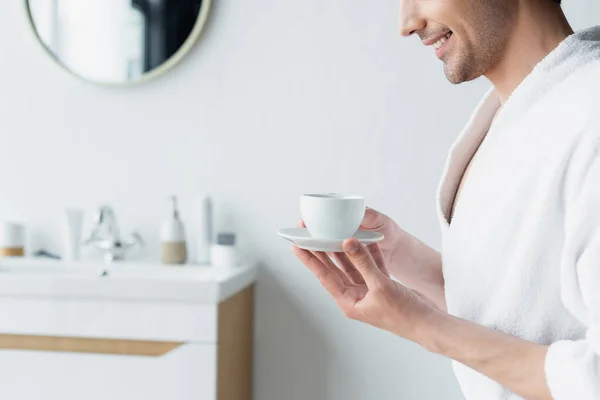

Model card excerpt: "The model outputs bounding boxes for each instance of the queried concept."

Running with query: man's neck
[485,1,574,104]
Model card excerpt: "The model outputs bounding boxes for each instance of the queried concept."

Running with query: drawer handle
[0,334,183,356]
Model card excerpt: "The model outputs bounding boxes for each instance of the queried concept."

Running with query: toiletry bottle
[0,221,25,257]
[64,208,84,261]
[195,195,212,265]
[160,196,187,265]
[211,232,238,268]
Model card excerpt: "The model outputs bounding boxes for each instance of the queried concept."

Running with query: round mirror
[26,0,211,85]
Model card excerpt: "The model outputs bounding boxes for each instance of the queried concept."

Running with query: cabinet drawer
[0,298,218,343]
[0,343,217,400]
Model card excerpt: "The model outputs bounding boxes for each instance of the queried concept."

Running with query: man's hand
[292,238,441,341]
[293,238,554,400]
[297,208,447,310]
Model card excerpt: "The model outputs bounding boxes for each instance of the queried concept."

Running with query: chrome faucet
[83,205,143,262]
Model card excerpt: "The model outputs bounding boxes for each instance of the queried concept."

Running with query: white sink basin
[0,258,257,303]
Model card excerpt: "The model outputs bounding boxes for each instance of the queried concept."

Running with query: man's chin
[443,63,480,85]
[443,65,463,85]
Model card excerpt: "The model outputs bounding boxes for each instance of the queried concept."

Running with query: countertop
[0,258,257,303]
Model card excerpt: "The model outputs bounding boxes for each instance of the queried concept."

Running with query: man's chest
[449,144,480,224]
[441,113,578,299]
[441,126,574,327]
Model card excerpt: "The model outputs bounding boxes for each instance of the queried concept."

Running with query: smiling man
[293,0,600,399]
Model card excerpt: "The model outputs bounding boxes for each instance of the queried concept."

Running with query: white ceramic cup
[300,194,365,240]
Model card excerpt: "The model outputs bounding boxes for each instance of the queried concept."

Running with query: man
[293,0,600,399]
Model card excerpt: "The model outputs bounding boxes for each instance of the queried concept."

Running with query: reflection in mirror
[27,0,210,84]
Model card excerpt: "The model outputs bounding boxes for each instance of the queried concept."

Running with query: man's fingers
[292,246,347,297]
[296,219,306,228]
[313,251,352,286]
[331,252,366,285]
[342,238,386,287]
[367,243,390,278]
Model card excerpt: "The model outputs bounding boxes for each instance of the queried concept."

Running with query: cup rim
[302,193,364,200]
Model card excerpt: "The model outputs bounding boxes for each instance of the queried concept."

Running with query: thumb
[360,207,385,230]
[343,238,385,288]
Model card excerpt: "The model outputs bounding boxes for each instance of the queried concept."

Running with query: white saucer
[277,228,384,252]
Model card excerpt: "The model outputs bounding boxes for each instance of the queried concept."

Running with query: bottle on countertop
[160,196,187,265]
[0,220,25,257]
[63,207,84,261]
[195,195,212,265]
[211,232,238,269]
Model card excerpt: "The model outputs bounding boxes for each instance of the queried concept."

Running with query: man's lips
[422,32,452,46]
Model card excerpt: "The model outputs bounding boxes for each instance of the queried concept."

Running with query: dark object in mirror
[26,0,211,85]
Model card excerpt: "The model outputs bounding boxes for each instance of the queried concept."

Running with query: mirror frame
[25,0,212,86]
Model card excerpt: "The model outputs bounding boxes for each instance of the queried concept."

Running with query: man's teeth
[433,33,452,51]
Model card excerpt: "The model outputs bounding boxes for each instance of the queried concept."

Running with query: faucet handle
[83,205,143,262]
[123,232,144,255]
[83,205,120,244]
[94,205,120,240]
[97,232,144,263]
[130,232,144,247]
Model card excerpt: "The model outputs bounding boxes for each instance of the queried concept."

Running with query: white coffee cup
[300,194,365,240]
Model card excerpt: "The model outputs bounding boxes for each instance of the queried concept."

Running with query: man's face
[399,0,517,83]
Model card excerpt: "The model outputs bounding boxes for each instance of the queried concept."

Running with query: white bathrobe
[437,26,600,400]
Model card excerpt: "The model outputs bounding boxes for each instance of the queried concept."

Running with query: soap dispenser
[160,196,188,265]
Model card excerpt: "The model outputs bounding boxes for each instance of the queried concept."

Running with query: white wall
[0,1,597,399]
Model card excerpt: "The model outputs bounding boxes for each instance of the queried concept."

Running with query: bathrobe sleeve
[545,135,600,400]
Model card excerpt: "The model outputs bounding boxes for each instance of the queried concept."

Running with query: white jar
[0,221,25,257]
[210,244,238,268]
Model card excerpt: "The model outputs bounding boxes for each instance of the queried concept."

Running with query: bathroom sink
[0,258,257,303]
[0,264,101,277]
